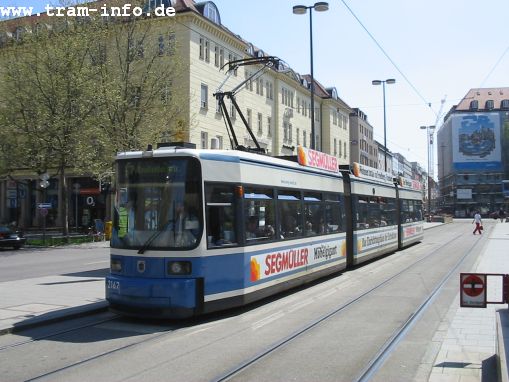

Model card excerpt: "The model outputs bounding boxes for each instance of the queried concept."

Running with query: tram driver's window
[205,184,237,247]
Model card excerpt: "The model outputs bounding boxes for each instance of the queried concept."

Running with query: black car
[0,226,26,249]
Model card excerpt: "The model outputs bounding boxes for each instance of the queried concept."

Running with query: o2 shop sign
[86,196,95,206]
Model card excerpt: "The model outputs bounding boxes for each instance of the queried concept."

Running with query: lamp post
[420,125,435,219]
[293,2,329,150]
[372,78,396,171]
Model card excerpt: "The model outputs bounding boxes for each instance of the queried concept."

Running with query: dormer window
[469,100,478,110]
[485,99,494,110]
[501,99,509,110]
[246,43,254,56]
[203,2,221,25]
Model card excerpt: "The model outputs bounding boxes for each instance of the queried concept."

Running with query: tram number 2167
[107,280,120,290]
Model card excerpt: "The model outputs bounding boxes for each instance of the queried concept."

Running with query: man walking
[472,211,483,235]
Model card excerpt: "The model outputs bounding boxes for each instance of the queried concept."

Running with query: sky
[2,0,509,177]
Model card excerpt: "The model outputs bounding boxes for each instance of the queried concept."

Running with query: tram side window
[244,188,276,243]
[380,197,397,226]
[324,193,344,233]
[404,200,423,222]
[304,192,324,236]
[355,196,381,230]
[415,200,424,221]
[400,199,412,223]
[278,190,302,239]
[205,184,237,247]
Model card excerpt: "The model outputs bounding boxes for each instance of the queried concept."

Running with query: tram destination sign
[352,162,393,184]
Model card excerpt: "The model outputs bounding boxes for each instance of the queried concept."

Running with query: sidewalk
[426,221,509,382]
[0,241,109,335]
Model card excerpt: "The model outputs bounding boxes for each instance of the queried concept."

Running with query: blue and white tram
[342,163,399,265]
[105,145,424,318]
[396,177,424,248]
[106,145,348,318]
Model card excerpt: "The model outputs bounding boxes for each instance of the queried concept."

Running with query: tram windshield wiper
[137,219,173,254]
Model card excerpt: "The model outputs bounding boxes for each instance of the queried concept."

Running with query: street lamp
[420,125,436,218]
[293,2,329,150]
[372,78,396,171]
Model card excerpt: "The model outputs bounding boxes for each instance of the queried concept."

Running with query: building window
[204,40,210,62]
[297,128,300,145]
[257,113,263,134]
[167,33,175,55]
[247,108,252,128]
[344,142,347,158]
[230,102,236,120]
[158,35,164,56]
[303,130,307,147]
[283,122,288,141]
[289,124,293,143]
[199,37,204,60]
[201,84,208,109]
[334,138,337,156]
[216,135,223,149]
[214,45,219,67]
[201,131,208,149]
[485,100,494,110]
[267,116,271,136]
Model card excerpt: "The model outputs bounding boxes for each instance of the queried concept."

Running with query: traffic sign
[37,203,52,209]
[39,208,48,217]
[460,273,486,308]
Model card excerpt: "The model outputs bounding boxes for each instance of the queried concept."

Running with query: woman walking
[472,211,483,235]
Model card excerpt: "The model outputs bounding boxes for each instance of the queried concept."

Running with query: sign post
[460,273,487,308]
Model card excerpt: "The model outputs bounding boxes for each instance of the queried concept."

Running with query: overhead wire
[338,0,437,116]
[479,43,509,88]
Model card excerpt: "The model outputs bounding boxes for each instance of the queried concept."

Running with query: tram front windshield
[111,157,203,250]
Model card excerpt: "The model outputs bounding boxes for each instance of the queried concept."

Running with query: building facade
[349,108,378,168]
[437,87,509,217]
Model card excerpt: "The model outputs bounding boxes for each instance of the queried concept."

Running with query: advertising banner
[249,239,346,282]
[452,113,502,171]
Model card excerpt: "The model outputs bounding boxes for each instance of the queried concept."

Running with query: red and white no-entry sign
[460,273,487,308]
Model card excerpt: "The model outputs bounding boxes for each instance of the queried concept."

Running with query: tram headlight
[111,258,122,273]
[168,261,192,275]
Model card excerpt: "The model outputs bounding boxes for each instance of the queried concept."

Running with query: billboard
[452,113,502,171]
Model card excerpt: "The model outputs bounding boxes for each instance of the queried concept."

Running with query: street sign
[37,203,52,209]
[460,273,486,308]
[39,208,48,217]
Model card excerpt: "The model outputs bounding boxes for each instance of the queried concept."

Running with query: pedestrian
[472,211,483,235]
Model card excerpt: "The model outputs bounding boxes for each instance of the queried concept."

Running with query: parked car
[0,226,26,249]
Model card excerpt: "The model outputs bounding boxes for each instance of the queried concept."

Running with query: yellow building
[0,0,352,229]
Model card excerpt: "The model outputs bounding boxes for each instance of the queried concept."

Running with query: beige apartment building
[0,0,352,229]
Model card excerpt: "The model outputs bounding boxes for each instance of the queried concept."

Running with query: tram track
[0,313,119,352]
[0,223,486,381]
[210,223,487,381]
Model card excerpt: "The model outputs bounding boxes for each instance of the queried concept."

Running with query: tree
[92,8,187,159]
[0,18,101,235]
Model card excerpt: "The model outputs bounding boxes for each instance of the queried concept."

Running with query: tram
[106,144,423,318]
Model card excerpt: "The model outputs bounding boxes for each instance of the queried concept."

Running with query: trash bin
[105,221,112,240]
